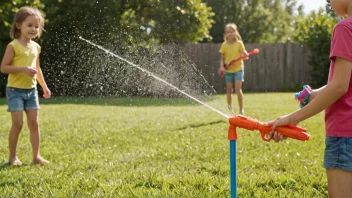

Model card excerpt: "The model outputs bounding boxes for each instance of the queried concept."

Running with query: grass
[0,93,327,197]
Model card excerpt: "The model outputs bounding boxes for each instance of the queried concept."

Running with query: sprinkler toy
[228,115,309,142]
[294,85,312,108]
[219,48,260,78]
[227,115,309,197]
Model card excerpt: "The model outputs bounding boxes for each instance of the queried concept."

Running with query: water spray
[79,36,230,119]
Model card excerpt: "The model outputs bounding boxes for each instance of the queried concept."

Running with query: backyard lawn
[0,93,326,197]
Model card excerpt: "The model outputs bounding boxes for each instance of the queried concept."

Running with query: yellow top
[7,39,41,89]
[219,41,245,73]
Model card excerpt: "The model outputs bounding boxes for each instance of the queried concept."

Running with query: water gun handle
[294,85,312,108]
[257,124,309,142]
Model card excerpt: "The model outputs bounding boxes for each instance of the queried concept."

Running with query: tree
[41,0,214,44]
[293,8,338,87]
[203,0,304,43]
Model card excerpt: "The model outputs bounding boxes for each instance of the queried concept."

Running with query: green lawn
[0,93,327,197]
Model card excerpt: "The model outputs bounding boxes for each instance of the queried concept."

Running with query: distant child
[266,1,352,197]
[0,7,51,165]
[219,23,249,115]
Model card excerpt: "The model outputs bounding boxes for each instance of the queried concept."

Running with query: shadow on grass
[0,162,27,171]
[173,120,226,131]
[0,162,34,171]
[0,162,11,171]
[0,96,207,107]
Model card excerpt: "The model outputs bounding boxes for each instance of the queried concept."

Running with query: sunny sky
[296,0,328,13]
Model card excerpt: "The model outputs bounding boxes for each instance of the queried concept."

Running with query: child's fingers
[263,119,277,127]
[44,89,52,99]
[43,93,51,99]
[269,131,284,142]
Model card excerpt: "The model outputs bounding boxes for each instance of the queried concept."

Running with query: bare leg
[26,110,49,165]
[226,82,233,109]
[9,112,23,165]
[235,80,243,113]
[326,168,352,198]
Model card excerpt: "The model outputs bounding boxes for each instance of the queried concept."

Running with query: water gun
[219,48,260,78]
[294,85,312,108]
[228,115,310,141]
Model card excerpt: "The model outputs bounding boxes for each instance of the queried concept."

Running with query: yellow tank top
[219,41,245,73]
[7,39,41,89]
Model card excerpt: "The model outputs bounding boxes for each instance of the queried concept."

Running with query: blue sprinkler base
[230,140,237,198]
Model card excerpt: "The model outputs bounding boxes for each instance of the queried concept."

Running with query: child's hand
[264,113,299,142]
[219,66,226,72]
[24,67,37,77]
[242,52,250,60]
[43,87,51,99]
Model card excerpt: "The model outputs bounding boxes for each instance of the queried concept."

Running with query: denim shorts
[224,70,244,83]
[6,87,40,112]
[324,137,352,172]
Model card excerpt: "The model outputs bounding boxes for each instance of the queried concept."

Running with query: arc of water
[183,59,235,115]
[79,36,230,119]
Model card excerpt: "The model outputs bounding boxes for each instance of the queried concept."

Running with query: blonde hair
[224,23,242,41]
[10,7,45,39]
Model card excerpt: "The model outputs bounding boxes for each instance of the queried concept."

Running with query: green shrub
[293,9,338,88]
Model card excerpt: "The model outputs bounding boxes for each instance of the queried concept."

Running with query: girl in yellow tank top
[0,7,51,166]
[219,23,248,115]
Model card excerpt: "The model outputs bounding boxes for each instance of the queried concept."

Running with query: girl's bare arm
[308,85,326,102]
[36,57,47,89]
[293,57,352,123]
[1,45,37,76]
[219,53,226,71]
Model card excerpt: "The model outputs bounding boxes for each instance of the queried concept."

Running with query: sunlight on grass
[0,93,327,197]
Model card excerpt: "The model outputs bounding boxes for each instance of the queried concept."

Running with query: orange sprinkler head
[228,115,259,140]
[228,115,310,142]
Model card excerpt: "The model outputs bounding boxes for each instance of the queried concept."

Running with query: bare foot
[10,157,22,166]
[33,157,49,165]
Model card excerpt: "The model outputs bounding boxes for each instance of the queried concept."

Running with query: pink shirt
[325,17,352,137]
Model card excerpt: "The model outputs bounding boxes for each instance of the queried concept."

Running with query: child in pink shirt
[266,1,352,197]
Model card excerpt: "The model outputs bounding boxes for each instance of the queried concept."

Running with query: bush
[293,9,338,88]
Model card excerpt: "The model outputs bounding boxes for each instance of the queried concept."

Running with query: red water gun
[228,115,310,141]
[219,48,260,78]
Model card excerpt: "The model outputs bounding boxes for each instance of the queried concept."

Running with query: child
[0,7,51,166]
[219,23,249,115]
[266,0,352,197]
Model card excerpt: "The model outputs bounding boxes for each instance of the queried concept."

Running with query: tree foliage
[293,8,338,87]
[204,0,304,43]
[41,0,214,44]
[0,0,44,40]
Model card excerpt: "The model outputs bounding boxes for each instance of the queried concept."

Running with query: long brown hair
[224,23,242,41]
[10,7,45,39]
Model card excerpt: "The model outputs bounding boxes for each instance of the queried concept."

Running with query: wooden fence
[181,42,312,93]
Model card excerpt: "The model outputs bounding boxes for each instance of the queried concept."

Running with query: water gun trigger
[260,132,271,142]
